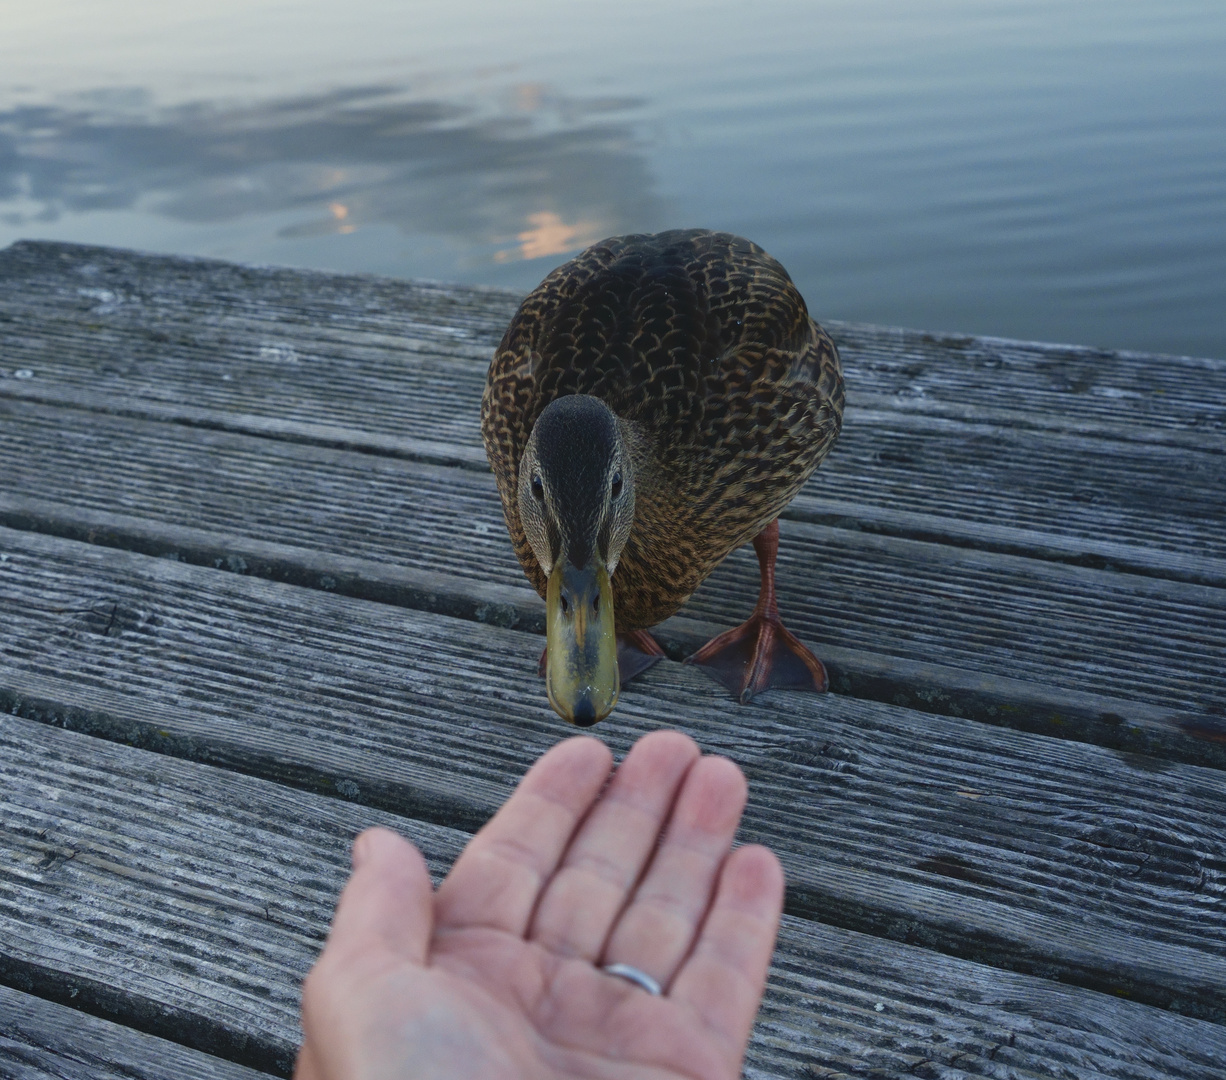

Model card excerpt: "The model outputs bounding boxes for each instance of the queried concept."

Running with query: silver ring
[602,962,662,996]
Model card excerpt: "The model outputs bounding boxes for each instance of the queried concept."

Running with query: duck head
[517,395,636,726]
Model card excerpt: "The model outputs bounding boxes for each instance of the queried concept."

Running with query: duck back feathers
[482,229,844,629]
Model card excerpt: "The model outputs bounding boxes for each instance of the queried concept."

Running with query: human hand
[295,729,784,1080]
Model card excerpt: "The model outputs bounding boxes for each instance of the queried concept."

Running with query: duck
[481,229,844,726]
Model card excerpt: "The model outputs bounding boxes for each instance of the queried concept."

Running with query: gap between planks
[3,716,1225,1080]
[3,240,1224,440]
[3,393,1224,587]
[1,528,1224,1023]
[3,241,1223,750]
[0,985,273,1080]
[1,486,1222,770]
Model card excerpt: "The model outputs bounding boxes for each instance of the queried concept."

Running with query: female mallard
[482,229,844,726]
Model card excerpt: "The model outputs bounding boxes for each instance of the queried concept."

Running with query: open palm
[296,730,784,1080]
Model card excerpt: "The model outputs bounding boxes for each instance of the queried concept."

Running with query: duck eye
[530,473,545,501]
[610,472,623,499]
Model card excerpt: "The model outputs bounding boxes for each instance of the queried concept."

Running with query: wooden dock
[1,238,1223,1078]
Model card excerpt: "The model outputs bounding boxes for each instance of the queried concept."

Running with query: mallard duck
[481,229,844,725]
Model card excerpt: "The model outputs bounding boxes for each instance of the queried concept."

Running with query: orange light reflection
[494,211,601,263]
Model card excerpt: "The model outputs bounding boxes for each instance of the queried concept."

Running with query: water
[2,0,1224,357]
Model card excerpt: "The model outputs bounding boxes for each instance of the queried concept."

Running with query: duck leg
[537,630,664,685]
[685,519,828,703]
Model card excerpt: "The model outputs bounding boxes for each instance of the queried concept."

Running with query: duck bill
[545,557,619,726]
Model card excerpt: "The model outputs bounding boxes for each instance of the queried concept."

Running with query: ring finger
[600,753,748,992]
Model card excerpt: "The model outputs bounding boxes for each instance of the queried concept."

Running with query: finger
[435,735,613,937]
[529,729,700,959]
[323,827,434,965]
[601,754,748,988]
[297,828,434,1080]
[670,844,784,1060]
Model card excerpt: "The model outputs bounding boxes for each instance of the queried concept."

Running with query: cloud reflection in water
[0,84,663,277]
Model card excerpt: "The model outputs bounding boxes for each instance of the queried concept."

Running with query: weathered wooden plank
[3,240,1223,445]
[3,392,1223,588]
[3,716,1224,1080]
[0,242,505,461]
[792,410,1226,583]
[0,986,273,1080]
[686,521,1226,722]
[0,716,463,1076]
[839,326,1226,442]
[6,489,1217,770]
[1,397,1221,753]
[3,239,1224,567]
[2,529,1224,1021]
[2,243,1226,573]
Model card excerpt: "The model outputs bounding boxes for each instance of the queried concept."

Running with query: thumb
[298,829,435,1080]
[325,826,434,965]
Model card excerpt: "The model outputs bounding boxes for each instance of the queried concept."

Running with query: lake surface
[3,0,1224,357]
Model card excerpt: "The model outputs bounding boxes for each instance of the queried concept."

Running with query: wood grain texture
[3,238,1226,1073]
[0,986,273,1080]
[3,716,1224,1080]
[3,240,1223,445]
[2,240,1223,576]
[0,716,464,1076]
[790,409,1226,585]
[837,324,1226,444]
[2,528,1224,1022]
[6,488,1219,775]
[1,396,1221,757]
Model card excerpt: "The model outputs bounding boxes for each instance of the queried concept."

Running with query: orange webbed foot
[684,518,828,703]
[685,612,827,703]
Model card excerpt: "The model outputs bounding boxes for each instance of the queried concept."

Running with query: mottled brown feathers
[481,229,844,630]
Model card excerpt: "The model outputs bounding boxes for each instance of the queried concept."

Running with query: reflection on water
[0,85,660,271]
[1,0,1224,356]
[494,211,604,263]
